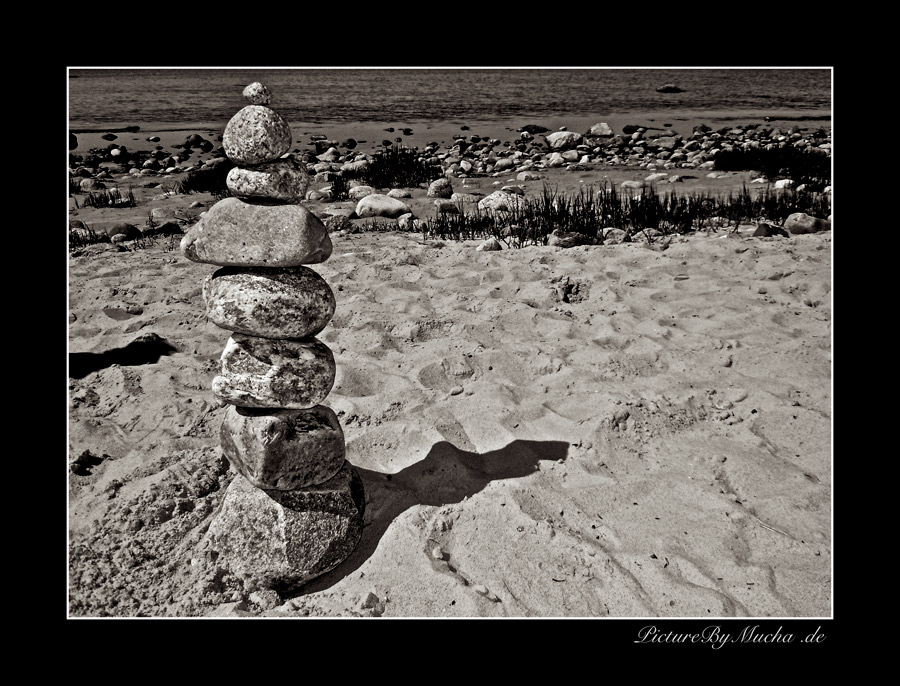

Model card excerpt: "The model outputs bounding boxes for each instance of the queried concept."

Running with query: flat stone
[203,266,335,339]
[226,158,310,203]
[213,334,335,409]
[220,404,345,490]
[223,105,292,166]
[205,462,365,592]
[355,194,412,219]
[784,212,831,235]
[180,197,332,267]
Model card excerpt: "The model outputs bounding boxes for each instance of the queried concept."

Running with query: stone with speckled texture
[223,105,292,166]
[202,265,335,339]
[180,197,332,267]
[226,157,310,203]
[205,462,365,592]
[220,404,345,490]
[243,82,271,105]
[213,334,335,409]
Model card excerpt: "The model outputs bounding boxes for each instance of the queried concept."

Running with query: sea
[68,67,831,131]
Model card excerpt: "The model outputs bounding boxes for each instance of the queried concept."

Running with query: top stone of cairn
[243,81,272,106]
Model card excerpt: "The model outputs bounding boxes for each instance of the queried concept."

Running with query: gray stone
[213,334,336,409]
[545,131,583,150]
[478,190,525,212]
[603,228,628,244]
[180,197,332,267]
[92,221,141,240]
[355,194,411,219]
[753,222,789,238]
[223,105,292,166]
[220,404,345,490]
[588,122,614,137]
[226,158,310,203]
[205,462,365,592]
[203,266,336,339]
[243,82,272,105]
[784,212,831,235]
[548,230,593,248]
[427,177,453,198]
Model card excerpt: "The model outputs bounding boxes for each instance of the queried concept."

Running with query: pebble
[449,385,464,396]
[242,81,272,105]
[473,584,500,602]
[431,546,445,560]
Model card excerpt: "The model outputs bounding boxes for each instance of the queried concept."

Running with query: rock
[516,171,541,181]
[774,179,794,189]
[434,199,459,214]
[69,133,78,150]
[92,221,141,240]
[387,188,411,198]
[348,185,375,200]
[203,266,336,339]
[545,131,583,150]
[427,177,453,198]
[180,197,332,267]
[588,122,614,137]
[656,84,683,93]
[478,190,525,212]
[205,463,365,592]
[243,81,272,105]
[213,334,336,409]
[220,404,345,490]
[752,222,789,238]
[223,105,292,166]
[476,237,502,251]
[79,178,106,191]
[645,173,668,182]
[316,147,342,163]
[621,180,644,190]
[548,230,592,248]
[355,194,412,219]
[226,158,310,203]
[784,212,831,235]
[603,228,628,244]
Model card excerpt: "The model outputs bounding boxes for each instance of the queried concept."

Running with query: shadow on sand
[298,438,569,594]
[68,333,178,379]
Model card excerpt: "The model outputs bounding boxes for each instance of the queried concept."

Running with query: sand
[67,121,832,621]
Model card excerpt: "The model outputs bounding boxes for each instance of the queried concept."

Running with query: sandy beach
[68,112,832,622]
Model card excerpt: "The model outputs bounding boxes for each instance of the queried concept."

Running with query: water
[68,67,831,130]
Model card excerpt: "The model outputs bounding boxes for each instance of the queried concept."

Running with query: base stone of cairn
[185,81,364,592]
[206,461,365,592]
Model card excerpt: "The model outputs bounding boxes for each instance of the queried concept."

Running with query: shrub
[348,144,443,189]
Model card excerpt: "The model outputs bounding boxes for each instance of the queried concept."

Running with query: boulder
[222,105,292,165]
[348,185,375,200]
[180,197,332,267]
[355,194,412,219]
[212,334,335,409]
[203,266,336,339]
[205,463,364,592]
[220,404,345,491]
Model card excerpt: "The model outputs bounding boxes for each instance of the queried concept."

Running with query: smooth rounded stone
[355,194,411,219]
[205,462,365,592]
[180,197,332,267]
[213,334,335,409]
[477,190,525,212]
[226,158,310,202]
[223,105,292,166]
[203,265,335,339]
[243,82,272,105]
[220,404,345,490]
[784,212,831,235]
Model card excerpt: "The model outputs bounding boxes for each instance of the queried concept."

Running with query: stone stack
[181,82,365,592]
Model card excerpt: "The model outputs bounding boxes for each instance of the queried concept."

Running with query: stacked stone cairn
[181,82,365,593]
